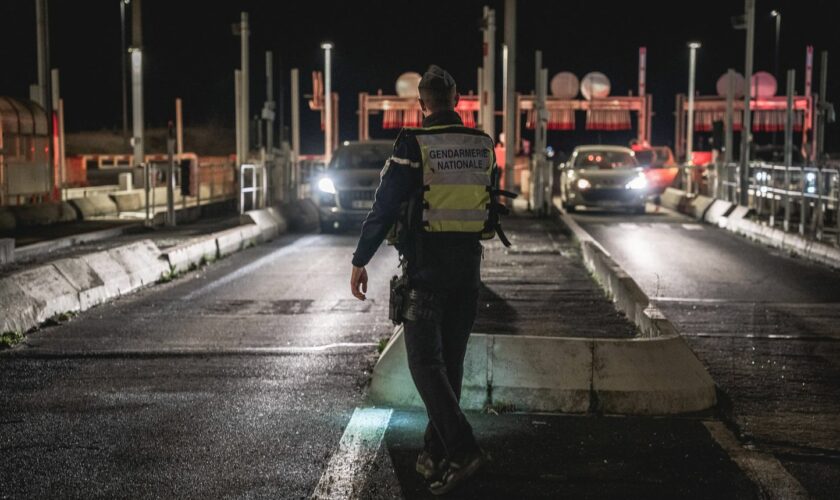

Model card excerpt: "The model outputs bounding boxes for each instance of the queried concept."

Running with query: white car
[559,145,648,214]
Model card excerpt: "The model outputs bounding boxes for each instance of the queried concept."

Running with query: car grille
[580,188,639,203]
[338,189,375,209]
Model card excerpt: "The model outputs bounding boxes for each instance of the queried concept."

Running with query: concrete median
[106,239,169,288]
[161,236,219,274]
[240,207,288,242]
[1,265,80,334]
[368,208,717,415]
[660,188,687,212]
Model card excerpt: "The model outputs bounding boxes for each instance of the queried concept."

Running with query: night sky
[2,0,837,154]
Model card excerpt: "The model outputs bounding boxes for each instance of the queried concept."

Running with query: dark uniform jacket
[351,110,485,292]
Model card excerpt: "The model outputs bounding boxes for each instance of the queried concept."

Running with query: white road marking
[681,223,704,231]
[619,223,639,230]
[703,421,809,499]
[312,407,393,500]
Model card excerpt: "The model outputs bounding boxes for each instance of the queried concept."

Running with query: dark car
[312,140,392,231]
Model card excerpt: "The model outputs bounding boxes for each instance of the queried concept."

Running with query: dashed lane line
[682,223,705,230]
[311,407,393,500]
[704,421,809,499]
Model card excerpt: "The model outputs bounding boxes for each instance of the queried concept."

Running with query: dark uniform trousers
[404,280,480,458]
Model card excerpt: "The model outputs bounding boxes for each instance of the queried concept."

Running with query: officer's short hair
[419,65,457,110]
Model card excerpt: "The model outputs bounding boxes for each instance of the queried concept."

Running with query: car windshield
[330,143,391,170]
[574,150,637,169]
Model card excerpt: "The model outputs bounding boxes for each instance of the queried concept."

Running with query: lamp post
[321,42,334,163]
[120,0,130,146]
[686,41,701,193]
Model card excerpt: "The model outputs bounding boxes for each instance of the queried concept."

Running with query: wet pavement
[1,209,826,498]
[574,204,840,498]
[476,215,635,337]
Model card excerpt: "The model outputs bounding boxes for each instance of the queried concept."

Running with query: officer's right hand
[350,265,368,301]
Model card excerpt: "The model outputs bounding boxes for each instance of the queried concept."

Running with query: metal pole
[724,69,735,201]
[265,51,275,157]
[477,67,484,129]
[130,0,144,207]
[503,0,516,198]
[51,69,65,199]
[240,12,250,163]
[773,11,781,83]
[166,123,175,226]
[120,0,129,145]
[739,0,755,206]
[322,43,334,163]
[235,70,242,165]
[35,0,49,108]
[535,60,549,215]
[686,42,700,194]
[291,68,301,199]
[783,70,794,232]
[482,6,496,141]
[175,98,183,156]
[817,51,828,160]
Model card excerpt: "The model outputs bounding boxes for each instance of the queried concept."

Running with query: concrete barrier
[683,194,715,220]
[660,188,687,212]
[8,265,81,330]
[111,192,143,212]
[52,257,110,310]
[240,206,288,242]
[106,239,168,288]
[368,210,717,415]
[703,199,735,226]
[70,194,119,219]
[1,238,13,265]
[161,236,219,273]
[215,224,261,257]
[80,250,134,298]
[592,337,718,414]
[0,278,39,333]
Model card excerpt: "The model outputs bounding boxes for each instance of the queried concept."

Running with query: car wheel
[320,220,335,233]
[634,205,646,215]
[565,203,577,213]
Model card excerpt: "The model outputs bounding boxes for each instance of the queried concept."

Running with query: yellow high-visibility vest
[414,125,495,235]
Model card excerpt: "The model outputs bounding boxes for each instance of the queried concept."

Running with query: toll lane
[573,206,840,498]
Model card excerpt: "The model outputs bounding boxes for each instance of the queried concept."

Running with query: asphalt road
[1,232,397,498]
[574,204,840,498]
[2,213,831,498]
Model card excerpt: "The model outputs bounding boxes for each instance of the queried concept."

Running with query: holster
[389,274,409,325]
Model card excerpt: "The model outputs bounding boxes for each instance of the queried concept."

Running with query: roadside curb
[367,207,717,415]
[2,206,289,341]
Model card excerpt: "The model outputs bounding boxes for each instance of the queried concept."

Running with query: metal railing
[714,161,839,244]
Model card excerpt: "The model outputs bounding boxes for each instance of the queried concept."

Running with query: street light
[321,42,334,163]
[771,10,781,82]
[686,41,701,193]
[120,0,130,146]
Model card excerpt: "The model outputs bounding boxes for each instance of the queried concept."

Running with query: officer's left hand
[350,265,368,301]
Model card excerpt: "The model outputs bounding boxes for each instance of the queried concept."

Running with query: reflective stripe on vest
[415,130,494,233]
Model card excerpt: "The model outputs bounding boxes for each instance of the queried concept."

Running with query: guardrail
[708,161,839,245]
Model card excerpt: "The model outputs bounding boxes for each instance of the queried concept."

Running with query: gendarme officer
[350,65,512,495]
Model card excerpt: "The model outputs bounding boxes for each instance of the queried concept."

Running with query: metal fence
[713,161,839,244]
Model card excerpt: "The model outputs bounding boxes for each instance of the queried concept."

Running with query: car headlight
[576,178,592,190]
[317,177,336,194]
[626,174,648,190]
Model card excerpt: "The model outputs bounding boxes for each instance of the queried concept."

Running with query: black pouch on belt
[389,274,409,325]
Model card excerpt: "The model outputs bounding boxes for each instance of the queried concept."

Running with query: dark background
[1,0,837,155]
